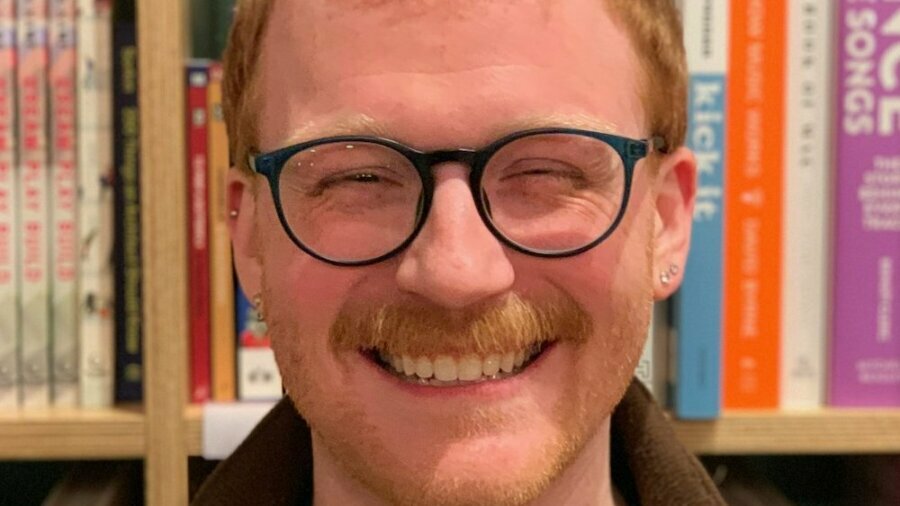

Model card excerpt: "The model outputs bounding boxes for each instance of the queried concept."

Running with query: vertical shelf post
[137,0,189,504]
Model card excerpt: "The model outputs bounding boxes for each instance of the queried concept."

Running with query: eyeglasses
[250,127,666,266]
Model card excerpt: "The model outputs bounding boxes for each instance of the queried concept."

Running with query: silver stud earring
[229,210,239,218]
[253,294,265,321]
[669,263,679,276]
[660,272,671,286]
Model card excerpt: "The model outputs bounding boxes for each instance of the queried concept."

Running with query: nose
[395,164,515,309]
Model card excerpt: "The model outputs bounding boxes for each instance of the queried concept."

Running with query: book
[207,61,236,402]
[780,0,834,410]
[723,0,786,409]
[77,0,114,408]
[0,0,15,408]
[636,301,669,404]
[829,2,900,406]
[673,0,729,419]
[112,0,140,402]
[636,308,654,394]
[186,60,211,404]
[235,287,281,400]
[17,0,51,409]
[48,0,78,407]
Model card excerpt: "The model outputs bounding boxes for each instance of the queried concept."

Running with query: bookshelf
[0,0,898,505]
[672,410,900,455]
[0,406,144,460]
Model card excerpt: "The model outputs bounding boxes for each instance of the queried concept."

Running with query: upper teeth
[379,347,540,382]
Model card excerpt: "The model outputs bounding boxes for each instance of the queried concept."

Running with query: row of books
[0,0,282,410]
[184,59,282,404]
[0,0,129,409]
[653,0,900,419]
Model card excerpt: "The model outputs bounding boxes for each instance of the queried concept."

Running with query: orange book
[723,0,786,409]
[207,62,236,401]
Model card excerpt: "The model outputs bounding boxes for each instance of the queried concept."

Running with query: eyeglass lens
[277,133,626,263]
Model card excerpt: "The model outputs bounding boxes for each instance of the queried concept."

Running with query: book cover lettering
[0,0,16,408]
[17,0,50,408]
[49,0,78,407]
[831,2,900,406]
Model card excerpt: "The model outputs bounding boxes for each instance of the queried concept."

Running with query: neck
[311,418,618,506]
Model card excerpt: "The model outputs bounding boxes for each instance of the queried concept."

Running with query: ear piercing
[253,293,266,321]
[660,263,679,286]
[229,210,239,218]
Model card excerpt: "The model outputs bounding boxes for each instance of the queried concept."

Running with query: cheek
[535,203,654,313]
[257,195,354,331]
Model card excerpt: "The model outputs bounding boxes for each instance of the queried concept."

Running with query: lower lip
[357,341,559,400]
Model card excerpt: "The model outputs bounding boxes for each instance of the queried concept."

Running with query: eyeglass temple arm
[648,136,669,155]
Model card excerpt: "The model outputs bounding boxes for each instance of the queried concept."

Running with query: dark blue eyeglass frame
[250,127,667,267]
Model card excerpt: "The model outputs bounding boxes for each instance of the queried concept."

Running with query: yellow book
[207,62,236,402]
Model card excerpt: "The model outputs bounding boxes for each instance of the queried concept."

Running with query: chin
[282,340,617,506]
[320,418,585,506]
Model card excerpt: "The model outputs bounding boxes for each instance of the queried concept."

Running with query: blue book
[674,71,727,419]
[672,0,729,420]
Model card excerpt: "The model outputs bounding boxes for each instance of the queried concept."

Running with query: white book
[780,0,833,409]
[237,292,282,401]
[17,0,50,408]
[49,0,78,407]
[635,314,653,391]
[636,302,669,405]
[76,0,114,408]
[0,0,17,409]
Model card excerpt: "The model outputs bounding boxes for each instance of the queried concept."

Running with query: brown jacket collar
[193,380,724,505]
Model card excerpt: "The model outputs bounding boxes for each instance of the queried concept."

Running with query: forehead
[256,0,644,150]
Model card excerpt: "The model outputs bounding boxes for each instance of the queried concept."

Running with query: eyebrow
[274,112,623,151]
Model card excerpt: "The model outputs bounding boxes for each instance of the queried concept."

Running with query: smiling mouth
[364,341,554,387]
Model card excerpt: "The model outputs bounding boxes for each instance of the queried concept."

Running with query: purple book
[830,2,900,406]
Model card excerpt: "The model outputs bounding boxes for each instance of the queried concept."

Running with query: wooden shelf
[673,409,900,455]
[0,405,145,460]
[182,403,900,457]
[185,404,202,456]
[7,404,900,460]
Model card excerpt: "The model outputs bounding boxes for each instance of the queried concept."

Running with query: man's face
[231,1,691,505]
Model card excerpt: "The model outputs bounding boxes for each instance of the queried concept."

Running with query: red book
[186,61,211,403]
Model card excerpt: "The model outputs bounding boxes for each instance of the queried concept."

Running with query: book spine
[0,0,16,408]
[48,0,77,407]
[723,0,786,409]
[77,0,113,408]
[637,302,670,405]
[780,0,834,410]
[17,0,50,409]
[207,62,235,402]
[112,0,140,402]
[830,2,900,406]
[673,0,728,419]
[236,286,282,401]
[635,308,654,392]
[186,61,210,404]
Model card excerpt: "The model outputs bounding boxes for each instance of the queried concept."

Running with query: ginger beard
[262,275,650,506]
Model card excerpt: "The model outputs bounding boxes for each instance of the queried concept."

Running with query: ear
[228,168,263,300]
[651,146,696,300]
